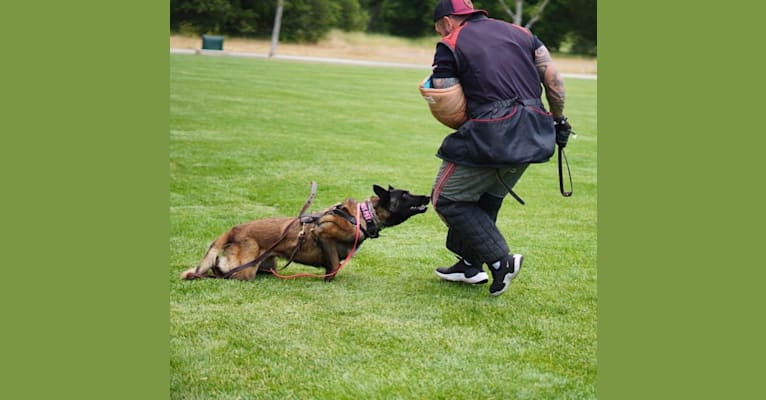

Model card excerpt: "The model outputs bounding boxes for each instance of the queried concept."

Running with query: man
[423,0,571,296]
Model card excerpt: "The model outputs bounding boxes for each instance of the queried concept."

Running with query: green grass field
[170,54,597,399]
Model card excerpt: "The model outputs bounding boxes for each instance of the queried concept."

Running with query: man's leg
[432,162,528,295]
[433,163,489,283]
[484,165,528,295]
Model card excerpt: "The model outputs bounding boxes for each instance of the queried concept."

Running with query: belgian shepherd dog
[180,185,429,281]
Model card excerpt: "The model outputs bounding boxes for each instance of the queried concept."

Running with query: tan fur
[180,185,429,282]
[180,199,369,281]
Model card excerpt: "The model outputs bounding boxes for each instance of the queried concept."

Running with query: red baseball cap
[433,0,488,21]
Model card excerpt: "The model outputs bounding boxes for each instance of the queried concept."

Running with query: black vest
[438,16,543,113]
[435,17,556,167]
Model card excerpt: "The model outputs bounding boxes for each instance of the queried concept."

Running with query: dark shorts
[432,161,529,204]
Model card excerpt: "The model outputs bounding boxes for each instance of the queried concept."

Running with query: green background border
[1,1,168,398]
[598,1,764,399]
[3,1,763,398]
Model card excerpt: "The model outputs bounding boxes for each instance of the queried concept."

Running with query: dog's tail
[179,231,231,280]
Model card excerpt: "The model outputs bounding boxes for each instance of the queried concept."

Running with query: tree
[269,0,284,57]
[364,0,436,37]
[495,0,550,29]
[336,0,367,31]
[170,0,238,34]
[477,0,596,54]
[362,0,384,32]
[170,0,350,43]
[168,0,595,55]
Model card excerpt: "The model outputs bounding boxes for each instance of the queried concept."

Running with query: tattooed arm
[431,40,461,89]
[534,45,566,119]
[432,77,460,89]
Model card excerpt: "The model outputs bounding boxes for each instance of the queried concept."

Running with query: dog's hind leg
[214,239,264,281]
[180,230,232,280]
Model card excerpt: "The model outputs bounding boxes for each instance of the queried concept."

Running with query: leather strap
[558,146,573,197]
[222,182,318,279]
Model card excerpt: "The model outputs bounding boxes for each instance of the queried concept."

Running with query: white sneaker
[489,254,523,296]
[435,259,488,284]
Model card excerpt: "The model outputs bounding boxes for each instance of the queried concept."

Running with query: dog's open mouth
[410,198,430,213]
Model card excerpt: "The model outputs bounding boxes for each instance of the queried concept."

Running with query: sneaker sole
[435,271,489,284]
[490,254,524,296]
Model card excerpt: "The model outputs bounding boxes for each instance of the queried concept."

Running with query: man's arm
[432,77,460,89]
[431,43,460,89]
[534,45,566,118]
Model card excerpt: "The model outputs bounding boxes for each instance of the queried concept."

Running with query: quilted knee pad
[478,193,504,222]
[445,228,481,264]
[435,197,509,264]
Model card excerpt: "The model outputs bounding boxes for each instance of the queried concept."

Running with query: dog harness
[325,201,379,239]
[221,199,381,279]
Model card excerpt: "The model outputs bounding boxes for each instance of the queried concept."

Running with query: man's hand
[554,116,572,148]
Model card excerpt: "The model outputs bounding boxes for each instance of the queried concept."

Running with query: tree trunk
[524,0,550,29]
[366,0,383,32]
[498,0,550,29]
[514,0,523,25]
[269,0,284,57]
[497,0,516,22]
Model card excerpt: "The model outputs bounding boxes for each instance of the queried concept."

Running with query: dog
[180,185,429,281]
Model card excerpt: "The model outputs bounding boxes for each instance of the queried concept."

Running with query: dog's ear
[373,184,390,203]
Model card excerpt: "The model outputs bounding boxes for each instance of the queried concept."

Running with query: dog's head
[371,184,430,228]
